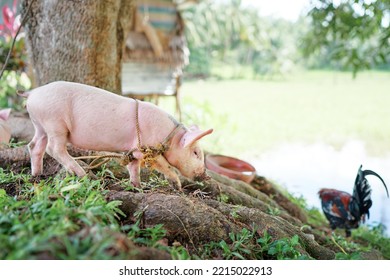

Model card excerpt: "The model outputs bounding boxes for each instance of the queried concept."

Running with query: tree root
[108,189,334,259]
[1,145,384,259]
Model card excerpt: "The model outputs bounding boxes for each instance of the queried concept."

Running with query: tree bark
[107,189,335,259]
[23,0,134,93]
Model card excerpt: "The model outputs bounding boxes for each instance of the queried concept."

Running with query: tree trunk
[23,0,134,93]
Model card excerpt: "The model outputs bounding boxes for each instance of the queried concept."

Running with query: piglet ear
[0,108,11,121]
[180,125,213,148]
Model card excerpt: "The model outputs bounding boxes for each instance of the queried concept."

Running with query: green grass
[0,169,188,259]
[159,70,390,158]
[0,171,127,259]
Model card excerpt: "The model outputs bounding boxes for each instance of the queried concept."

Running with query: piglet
[0,108,12,145]
[25,81,213,188]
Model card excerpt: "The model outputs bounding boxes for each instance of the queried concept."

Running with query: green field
[160,70,390,159]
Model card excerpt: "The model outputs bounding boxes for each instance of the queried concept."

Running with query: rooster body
[319,165,388,237]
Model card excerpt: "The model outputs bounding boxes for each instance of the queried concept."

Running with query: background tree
[301,0,390,76]
[23,0,134,93]
[182,0,297,79]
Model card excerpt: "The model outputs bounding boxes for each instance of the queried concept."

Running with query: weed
[0,172,126,259]
[230,206,241,219]
[257,230,311,260]
[201,228,258,260]
[266,206,281,216]
[124,210,192,259]
[198,227,310,260]
[352,224,390,259]
[0,168,31,185]
[145,173,170,189]
[221,228,254,259]
[4,139,27,148]
[169,245,192,260]
[126,222,167,248]
[217,193,229,203]
[335,252,361,260]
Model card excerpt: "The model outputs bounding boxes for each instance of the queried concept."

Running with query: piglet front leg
[153,156,182,190]
[127,160,141,187]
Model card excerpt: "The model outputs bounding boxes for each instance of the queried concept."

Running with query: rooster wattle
[318,165,389,237]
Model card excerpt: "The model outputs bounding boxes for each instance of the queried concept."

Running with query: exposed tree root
[0,145,385,259]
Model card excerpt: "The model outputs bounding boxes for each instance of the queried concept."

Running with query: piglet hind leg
[46,135,87,177]
[28,121,48,176]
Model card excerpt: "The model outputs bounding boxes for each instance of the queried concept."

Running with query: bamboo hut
[122,0,195,119]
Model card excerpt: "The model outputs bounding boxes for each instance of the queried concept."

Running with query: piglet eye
[193,149,201,159]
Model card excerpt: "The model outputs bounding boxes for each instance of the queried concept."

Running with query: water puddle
[250,140,390,235]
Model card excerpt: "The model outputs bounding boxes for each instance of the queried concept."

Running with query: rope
[74,152,137,170]
[140,143,168,168]
[133,98,183,168]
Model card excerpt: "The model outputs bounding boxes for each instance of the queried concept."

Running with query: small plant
[267,206,281,216]
[199,227,259,260]
[335,251,361,260]
[124,210,192,259]
[217,193,229,203]
[126,222,167,247]
[0,167,31,184]
[352,224,390,259]
[169,245,192,260]
[4,138,27,148]
[267,235,308,260]
[230,205,241,219]
[219,228,254,260]
[145,172,170,190]
[257,230,311,260]
[198,228,311,260]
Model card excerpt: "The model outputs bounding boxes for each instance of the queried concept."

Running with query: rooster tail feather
[352,166,372,217]
[362,169,389,197]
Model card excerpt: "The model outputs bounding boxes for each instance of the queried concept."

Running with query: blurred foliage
[0,0,31,109]
[181,0,297,79]
[181,0,390,78]
[181,95,234,154]
[301,0,390,76]
[352,224,390,259]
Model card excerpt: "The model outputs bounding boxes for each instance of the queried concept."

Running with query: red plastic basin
[205,154,256,183]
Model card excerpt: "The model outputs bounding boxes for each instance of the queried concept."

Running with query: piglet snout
[194,171,210,182]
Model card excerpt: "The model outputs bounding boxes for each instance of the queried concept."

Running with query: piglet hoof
[87,171,98,180]
[56,168,74,180]
[55,168,97,181]
[29,174,49,183]
[168,179,182,192]
[76,160,98,180]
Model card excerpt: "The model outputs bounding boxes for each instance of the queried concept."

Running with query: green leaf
[60,183,82,193]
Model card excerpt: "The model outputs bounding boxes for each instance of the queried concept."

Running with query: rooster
[318,165,389,237]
